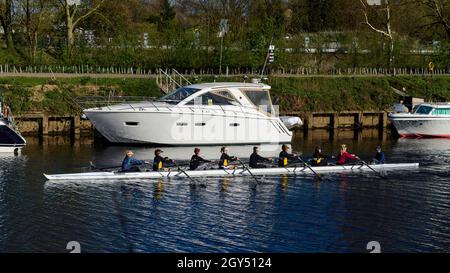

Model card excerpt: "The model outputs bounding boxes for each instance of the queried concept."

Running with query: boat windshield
[243,90,273,113]
[413,105,433,115]
[159,87,201,103]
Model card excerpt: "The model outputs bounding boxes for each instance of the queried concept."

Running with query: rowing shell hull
[44,163,419,181]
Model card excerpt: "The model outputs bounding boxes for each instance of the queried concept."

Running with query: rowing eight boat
[44,163,419,181]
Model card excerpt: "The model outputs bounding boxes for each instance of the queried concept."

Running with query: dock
[14,110,390,138]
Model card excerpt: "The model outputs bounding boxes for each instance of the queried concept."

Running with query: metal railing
[156,69,193,94]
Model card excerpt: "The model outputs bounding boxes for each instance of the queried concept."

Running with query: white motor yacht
[84,82,302,145]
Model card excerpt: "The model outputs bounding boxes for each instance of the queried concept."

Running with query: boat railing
[77,95,274,118]
[75,96,158,110]
[157,69,193,94]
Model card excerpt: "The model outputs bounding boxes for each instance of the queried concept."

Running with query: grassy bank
[1,75,449,115]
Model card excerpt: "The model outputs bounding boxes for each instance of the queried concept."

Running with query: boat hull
[85,110,293,145]
[0,121,27,153]
[388,114,450,138]
[0,145,24,153]
[44,163,419,181]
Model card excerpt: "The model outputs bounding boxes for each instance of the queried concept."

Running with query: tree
[16,0,55,61]
[418,0,450,41]
[0,0,15,52]
[157,0,176,32]
[360,0,395,66]
[57,0,104,57]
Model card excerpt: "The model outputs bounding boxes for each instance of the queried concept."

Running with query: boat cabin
[412,103,450,116]
[159,83,275,113]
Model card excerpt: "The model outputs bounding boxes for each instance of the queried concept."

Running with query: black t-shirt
[153,155,171,171]
[219,153,237,168]
[278,151,295,167]
[249,153,269,168]
[190,154,211,170]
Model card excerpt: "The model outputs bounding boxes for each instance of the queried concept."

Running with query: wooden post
[330,113,336,129]
[306,113,314,130]
[42,115,49,135]
[73,116,80,135]
[355,112,363,129]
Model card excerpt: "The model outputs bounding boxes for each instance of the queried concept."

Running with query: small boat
[44,163,419,181]
[389,103,450,138]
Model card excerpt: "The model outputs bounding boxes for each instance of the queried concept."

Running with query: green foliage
[41,87,78,115]
[0,86,34,114]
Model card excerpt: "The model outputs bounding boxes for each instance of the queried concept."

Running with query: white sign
[218,19,229,38]
[68,0,81,6]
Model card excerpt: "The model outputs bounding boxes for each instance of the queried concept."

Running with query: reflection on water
[1,130,450,252]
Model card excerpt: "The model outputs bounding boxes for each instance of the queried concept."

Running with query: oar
[359,160,388,180]
[172,161,206,188]
[238,159,261,185]
[296,156,323,181]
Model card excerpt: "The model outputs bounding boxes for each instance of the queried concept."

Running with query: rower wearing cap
[153,149,173,171]
[249,147,272,168]
[278,144,298,167]
[219,147,238,169]
[190,148,212,170]
[336,144,359,165]
[121,150,149,172]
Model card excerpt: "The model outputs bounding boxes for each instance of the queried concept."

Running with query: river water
[0,130,449,253]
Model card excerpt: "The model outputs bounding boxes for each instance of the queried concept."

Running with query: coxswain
[190,148,212,170]
[371,146,385,165]
[121,150,149,172]
[249,147,272,168]
[153,149,173,171]
[219,147,238,169]
[278,144,298,167]
[311,146,328,166]
[336,144,359,165]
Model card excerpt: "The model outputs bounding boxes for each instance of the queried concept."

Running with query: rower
[121,150,149,172]
[153,149,173,171]
[311,146,328,166]
[219,147,238,169]
[371,146,385,165]
[336,144,359,165]
[278,144,298,167]
[249,147,272,168]
[190,148,212,170]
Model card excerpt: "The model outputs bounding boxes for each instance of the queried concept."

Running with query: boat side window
[186,90,239,106]
[243,90,273,113]
[414,106,433,115]
[159,87,200,103]
[433,108,450,115]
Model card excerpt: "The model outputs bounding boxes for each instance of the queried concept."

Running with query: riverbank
[2,74,449,117]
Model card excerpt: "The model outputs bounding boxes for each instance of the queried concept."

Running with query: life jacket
[153,156,165,171]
